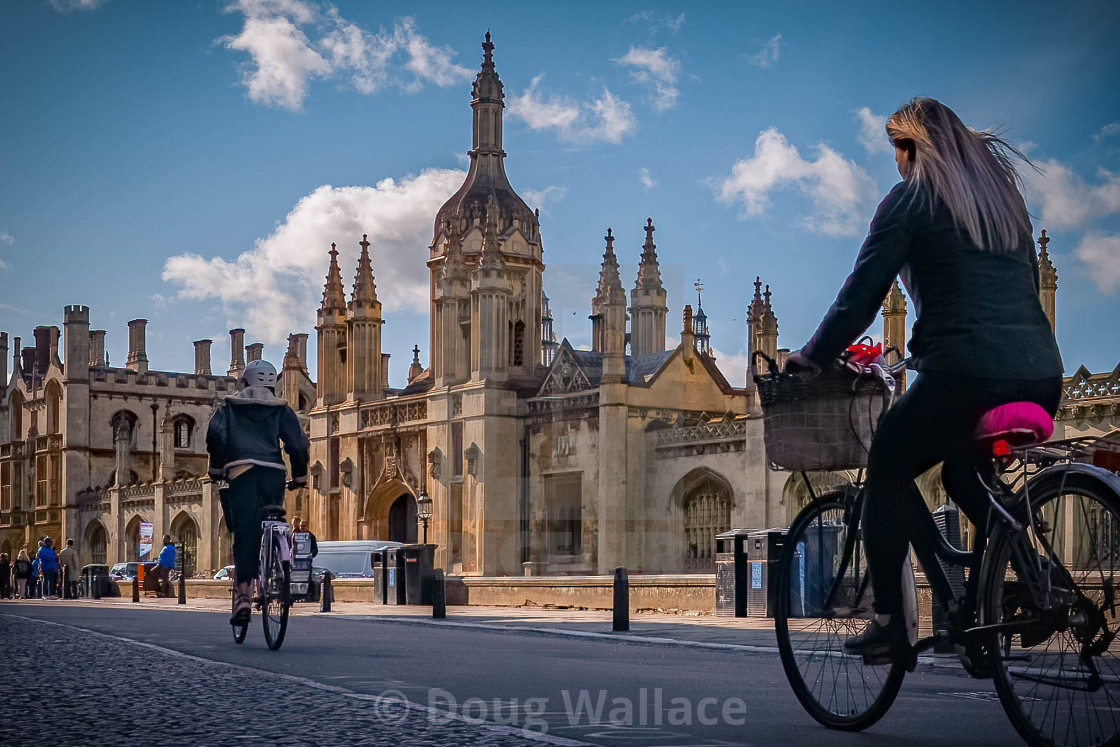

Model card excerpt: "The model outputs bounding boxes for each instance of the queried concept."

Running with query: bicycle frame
[259,520,292,594]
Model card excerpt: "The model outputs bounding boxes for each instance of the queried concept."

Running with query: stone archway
[389,495,418,544]
[84,521,107,565]
[781,471,856,525]
[124,516,143,562]
[170,512,198,576]
[364,479,416,541]
[670,467,734,573]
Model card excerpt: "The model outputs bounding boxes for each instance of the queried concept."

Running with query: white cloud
[855,107,891,154]
[1021,160,1120,230]
[46,0,109,12]
[1074,234,1120,294]
[713,127,880,237]
[1092,122,1120,143]
[614,46,681,112]
[624,11,685,34]
[221,3,473,110]
[162,168,465,343]
[508,76,638,145]
[710,347,749,388]
[745,34,782,69]
[0,229,13,245]
[522,186,568,217]
[638,167,656,190]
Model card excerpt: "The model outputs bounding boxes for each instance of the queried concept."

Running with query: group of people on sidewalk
[0,537,79,600]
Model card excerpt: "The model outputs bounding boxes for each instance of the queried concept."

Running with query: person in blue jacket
[785,97,1062,660]
[152,535,176,597]
[38,537,60,598]
[206,360,309,625]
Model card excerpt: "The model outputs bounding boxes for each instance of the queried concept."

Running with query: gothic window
[49,454,60,506]
[1,462,10,511]
[45,381,61,435]
[9,391,24,441]
[89,523,107,565]
[110,410,138,447]
[513,320,525,367]
[172,514,198,577]
[35,455,48,508]
[545,473,582,556]
[173,416,194,449]
[683,478,732,572]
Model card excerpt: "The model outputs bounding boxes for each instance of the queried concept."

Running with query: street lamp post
[416,490,432,545]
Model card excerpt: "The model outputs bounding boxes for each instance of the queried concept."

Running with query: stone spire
[747,277,778,375]
[1037,229,1057,334]
[630,218,668,356]
[408,344,424,383]
[541,290,559,366]
[321,243,347,313]
[881,279,907,364]
[350,234,378,307]
[479,195,504,269]
[592,228,628,354]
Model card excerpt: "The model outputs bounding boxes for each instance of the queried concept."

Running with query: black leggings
[227,468,286,583]
[863,370,1062,615]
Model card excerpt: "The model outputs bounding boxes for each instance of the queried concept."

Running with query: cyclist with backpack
[785,97,1062,660]
[206,360,309,626]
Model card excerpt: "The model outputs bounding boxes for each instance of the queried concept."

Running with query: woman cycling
[785,97,1062,659]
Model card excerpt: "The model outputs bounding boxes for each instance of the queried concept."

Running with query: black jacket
[206,387,310,483]
[803,182,1062,380]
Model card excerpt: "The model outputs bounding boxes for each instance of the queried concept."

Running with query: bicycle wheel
[980,471,1120,747]
[261,540,291,651]
[774,491,906,730]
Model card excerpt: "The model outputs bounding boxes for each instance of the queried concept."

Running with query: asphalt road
[1,602,1025,746]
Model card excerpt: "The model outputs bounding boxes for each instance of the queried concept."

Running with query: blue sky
[2,0,1118,387]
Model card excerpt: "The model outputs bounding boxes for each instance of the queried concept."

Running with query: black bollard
[320,571,332,613]
[60,566,66,599]
[91,570,100,600]
[132,574,139,603]
[431,568,446,619]
[178,543,187,605]
[613,567,629,632]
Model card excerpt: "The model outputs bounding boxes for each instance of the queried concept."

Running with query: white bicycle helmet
[243,359,278,388]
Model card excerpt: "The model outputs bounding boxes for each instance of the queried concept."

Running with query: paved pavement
[0,597,1024,746]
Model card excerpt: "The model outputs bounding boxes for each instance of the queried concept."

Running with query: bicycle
[231,504,293,650]
[759,354,1120,747]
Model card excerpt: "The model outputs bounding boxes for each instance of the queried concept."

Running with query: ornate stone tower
[540,291,558,367]
[1037,229,1057,334]
[692,279,711,357]
[346,234,384,400]
[629,218,668,356]
[428,32,544,384]
[591,228,628,357]
[747,277,778,373]
[881,279,907,363]
[316,243,348,406]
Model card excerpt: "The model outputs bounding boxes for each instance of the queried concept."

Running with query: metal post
[132,574,139,603]
[177,542,186,605]
[320,571,332,613]
[60,566,66,599]
[613,567,629,632]
[432,568,446,619]
[91,570,100,600]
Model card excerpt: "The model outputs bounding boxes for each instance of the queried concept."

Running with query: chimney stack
[12,336,21,374]
[381,353,390,393]
[126,319,148,373]
[228,329,245,378]
[294,333,308,370]
[22,347,36,375]
[0,332,8,386]
[193,339,212,375]
[246,342,264,363]
[89,330,106,367]
[33,326,51,376]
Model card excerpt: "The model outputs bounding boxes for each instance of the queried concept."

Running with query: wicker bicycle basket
[755,366,890,471]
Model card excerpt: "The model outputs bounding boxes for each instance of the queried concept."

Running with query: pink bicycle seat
[974,401,1053,448]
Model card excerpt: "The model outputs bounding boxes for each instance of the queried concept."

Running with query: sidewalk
[6,595,782,649]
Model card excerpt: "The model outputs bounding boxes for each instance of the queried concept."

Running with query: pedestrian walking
[38,538,60,600]
[0,552,11,599]
[14,549,32,599]
[30,550,41,599]
[58,540,79,599]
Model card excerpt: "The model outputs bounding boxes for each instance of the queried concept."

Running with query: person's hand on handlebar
[784,350,821,380]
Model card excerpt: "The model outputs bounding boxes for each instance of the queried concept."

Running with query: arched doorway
[672,468,734,573]
[125,517,142,561]
[86,522,107,565]
[388,494,417,544]
[171,513,198,577]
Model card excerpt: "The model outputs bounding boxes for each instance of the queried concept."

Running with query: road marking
[1,612,593,747]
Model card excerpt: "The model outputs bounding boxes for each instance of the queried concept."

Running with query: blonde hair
[886,97,1032,251]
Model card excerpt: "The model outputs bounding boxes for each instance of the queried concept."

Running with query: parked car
[108,561,157,582]
[213,565,235,581]
[314,540,402,578]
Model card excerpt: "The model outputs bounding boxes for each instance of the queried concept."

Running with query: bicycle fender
[1018,462,1120,504]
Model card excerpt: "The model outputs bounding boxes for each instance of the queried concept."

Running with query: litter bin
[788,524,843,618]
[371,549,388,605]
[80,564,113,598]
[746,529,786,617]
[715,529,752,617]
[385,548,405,605]
[401,544,435,605]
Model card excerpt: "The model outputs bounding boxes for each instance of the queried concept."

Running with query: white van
[313,540,402,578]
